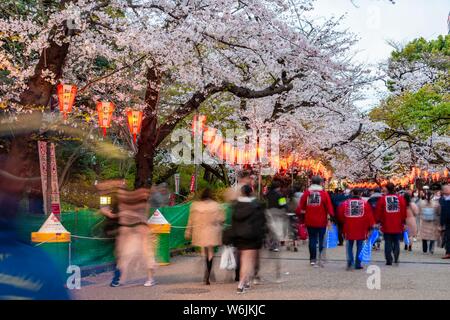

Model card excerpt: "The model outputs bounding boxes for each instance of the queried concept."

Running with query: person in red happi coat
[375,183,407,265]
[296,176,334,266]
[337,188,376,270]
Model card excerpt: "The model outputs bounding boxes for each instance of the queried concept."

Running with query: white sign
[38,213,69,234]
[148,209,169,225]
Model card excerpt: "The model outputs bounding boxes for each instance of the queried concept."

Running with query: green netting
[14,202,232,269]
[15,210,115,268]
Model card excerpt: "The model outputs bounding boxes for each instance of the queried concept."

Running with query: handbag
[325,223,339,249]
[359,229,380,264]
[219,246,236,270]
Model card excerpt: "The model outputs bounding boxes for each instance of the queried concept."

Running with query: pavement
[74,241,450,300]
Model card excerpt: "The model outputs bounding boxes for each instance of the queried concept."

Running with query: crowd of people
[185,172,450,294]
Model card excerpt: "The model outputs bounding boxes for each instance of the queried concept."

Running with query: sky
[308,0,449,110]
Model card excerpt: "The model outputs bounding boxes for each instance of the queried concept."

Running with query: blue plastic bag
[325,224,339,249]
[403,230,410,246]
[359,229,380,264]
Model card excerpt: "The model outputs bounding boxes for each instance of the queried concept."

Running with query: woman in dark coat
[231,185,267,293]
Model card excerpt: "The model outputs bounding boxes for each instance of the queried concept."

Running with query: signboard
[37,141,61,217]
[148,209,169,225]
[174,173,180,194]
[38,141,48,214]
[189,174,196,193]
[50,143,61,216]
[37,213,69,233]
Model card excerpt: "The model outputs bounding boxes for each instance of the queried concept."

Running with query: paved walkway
[74,241,450,300]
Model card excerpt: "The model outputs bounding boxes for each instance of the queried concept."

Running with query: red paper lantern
[96,101,115,137]
[57,83,77,120]
[126,110,143,143]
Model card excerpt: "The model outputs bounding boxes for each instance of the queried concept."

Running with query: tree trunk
[134,67,161,188]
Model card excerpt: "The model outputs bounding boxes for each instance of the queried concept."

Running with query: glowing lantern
[96,101,115,137]
[444,169,449,178]
[57,83,77,120]
[126,110,143,143]
[416,168,421,177]
[423,171,429,180]
[223,143,234,164]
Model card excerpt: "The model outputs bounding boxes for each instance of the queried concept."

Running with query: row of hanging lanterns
[56,83,143,142]
[193,115,332,179]
[348,167,449,189]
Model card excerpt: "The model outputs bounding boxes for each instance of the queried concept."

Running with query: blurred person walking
[418,191,440,254]
[0,149,69,300]
[223,171,253,282]
[296,176,334,267]
[368,187,384,250]
[116,187,157,287]
[230,185,267,294]
[95,179,125,287]
[331,188,349,246]
[185,188,225,285]
[403,193,418,252]
[375,183,407,265]
[337,189,376,270]
[265,180,288,252]
[440,184,450,259]
[149,182,170,209]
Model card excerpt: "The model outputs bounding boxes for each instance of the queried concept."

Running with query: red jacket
[296,186,334,228]
[375,194,407,234]
[337,197,375,240]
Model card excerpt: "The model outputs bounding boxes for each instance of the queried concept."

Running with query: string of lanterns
[56,83,143,142]
[347,167,449,189]
[193,115,332,180]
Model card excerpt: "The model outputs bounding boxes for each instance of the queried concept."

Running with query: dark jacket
[440,196,450,227]
[266,189,287,209]
[368,193,382,211]
[230,197,267,250]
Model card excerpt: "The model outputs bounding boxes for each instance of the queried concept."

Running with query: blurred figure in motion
[368,187,384,251]
[440,184,450,259]
[418,190,440,255]
[231,185,267,294]
[265,180,288,253]
[264,180,289,282]
[0,146,69,300]
[185,188,225,285]
[223,171,254,282]
[296,176,334,267]
[287,184,303,251]
[331,188,349,246]
[116,187,157,287]
[403,193,418,252]
[95,179,125,287]
[149,182,170,210]
[224,171,253,202]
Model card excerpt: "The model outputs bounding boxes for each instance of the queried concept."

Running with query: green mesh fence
[14,202,232,269]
